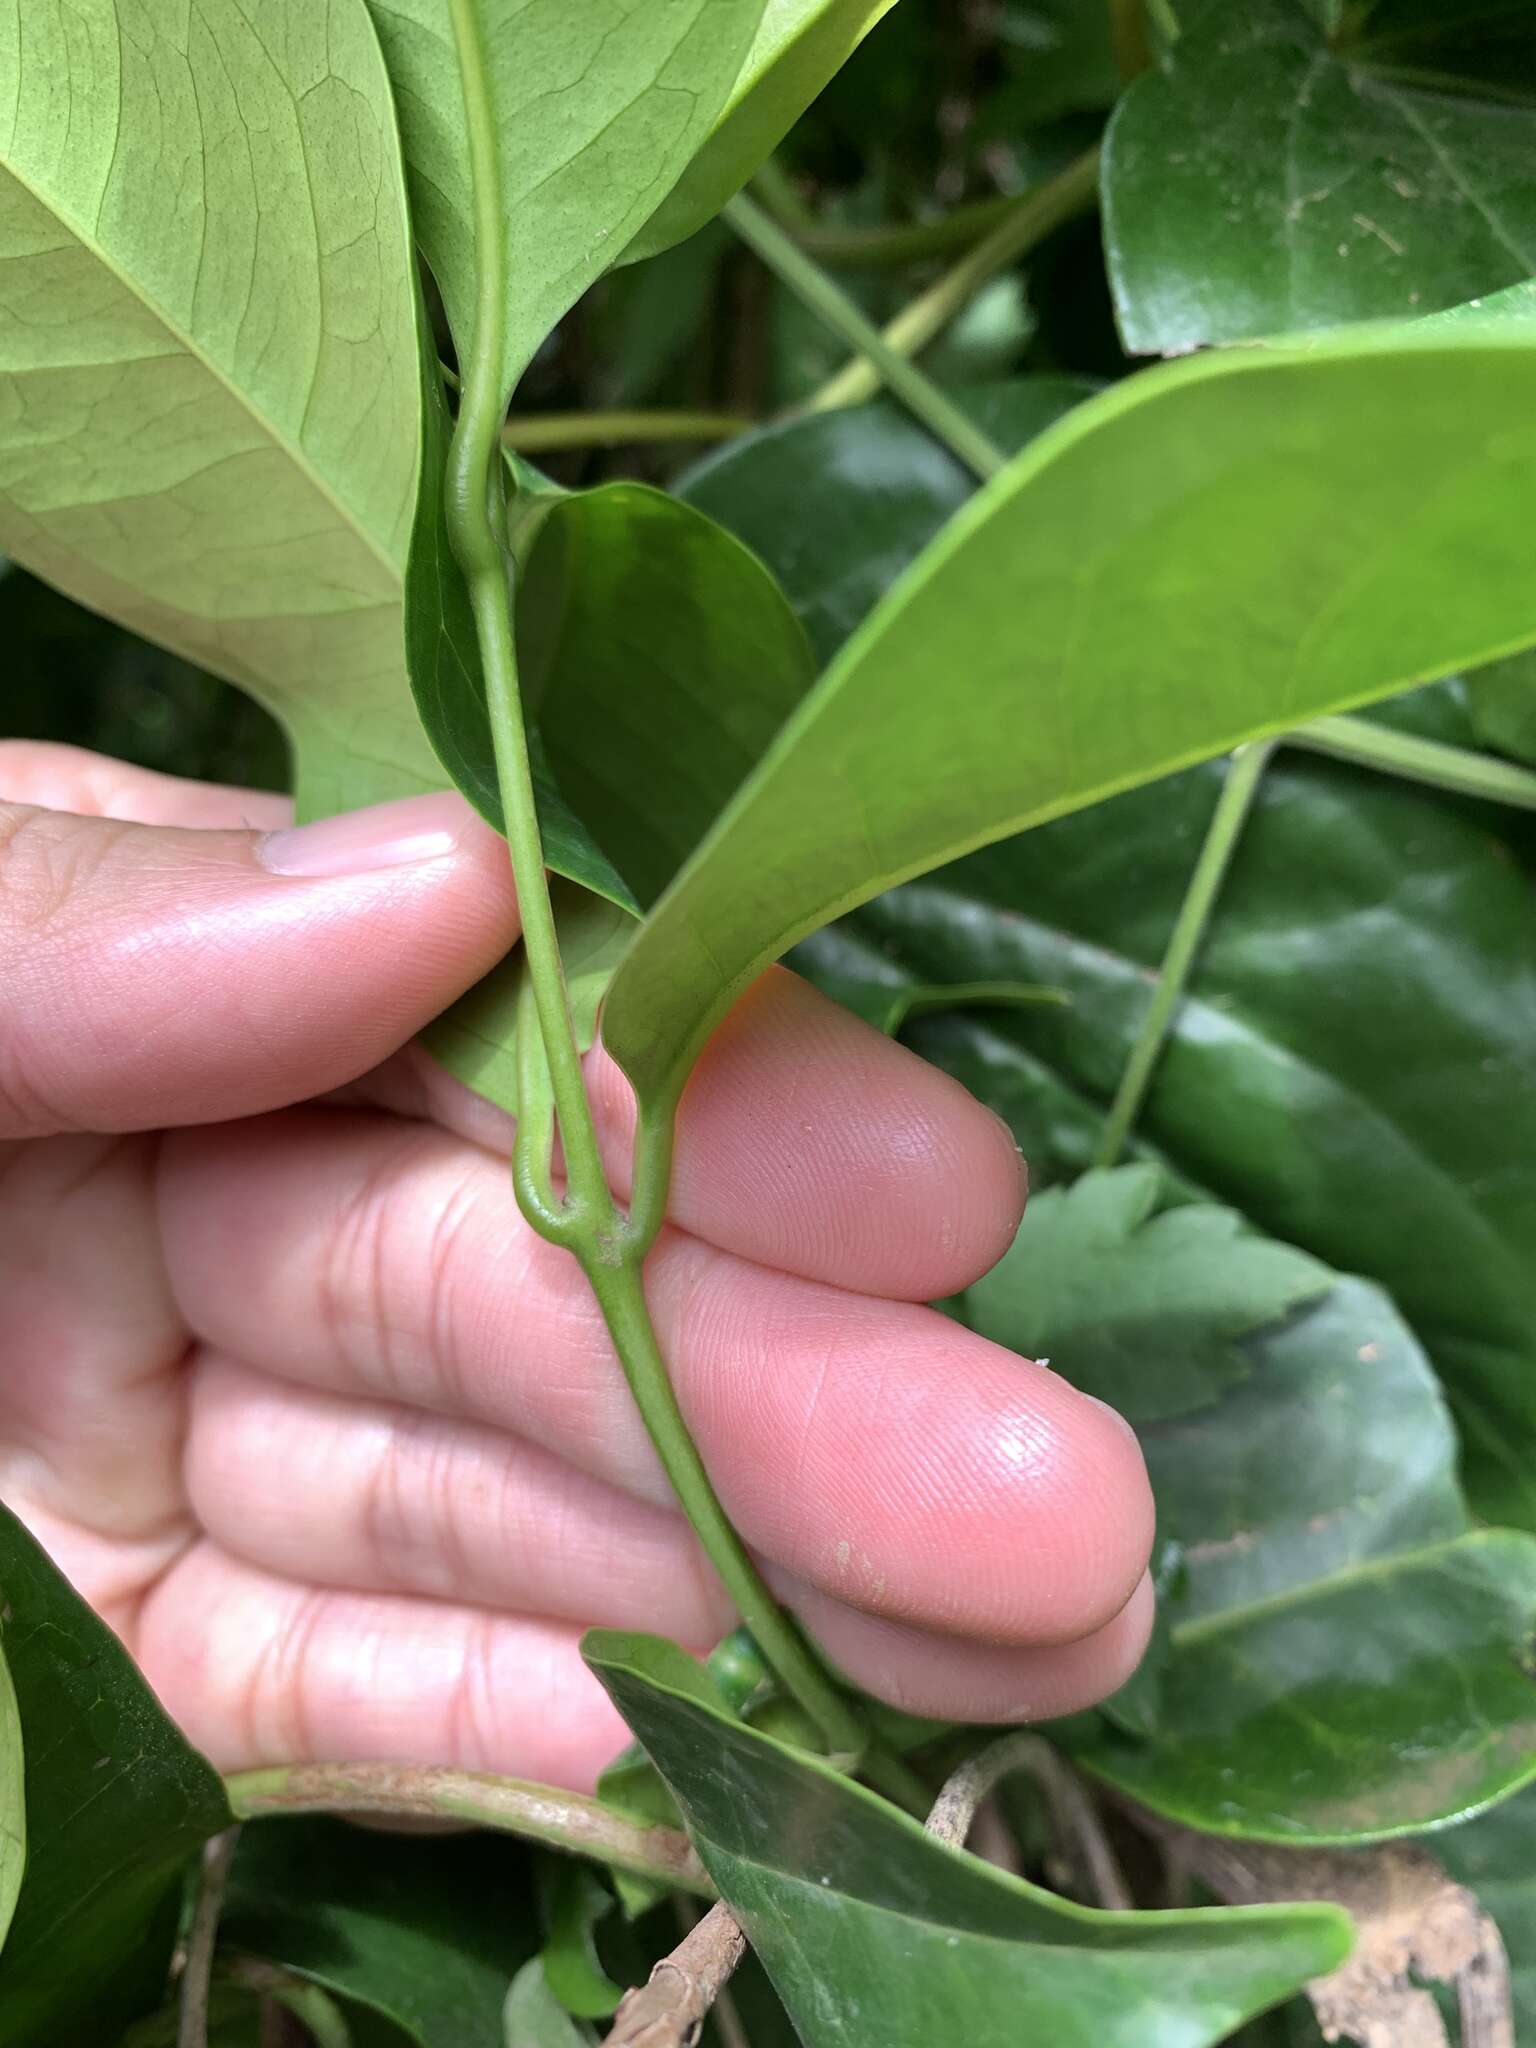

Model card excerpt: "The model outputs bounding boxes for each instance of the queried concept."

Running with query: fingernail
[256,792,477,878]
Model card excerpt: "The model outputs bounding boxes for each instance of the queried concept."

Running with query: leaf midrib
[1170,1527,1521,1647]
[0,151,405,589]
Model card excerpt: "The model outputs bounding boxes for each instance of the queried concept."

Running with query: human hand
[0,743,1154,1791]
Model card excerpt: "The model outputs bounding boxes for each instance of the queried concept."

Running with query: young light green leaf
[961,1165,1332,1422]
[0,1505,231,2043]
[0,0,433,821]
[363,0,765,408]
[1102,0,1536,354]
[603,327,1536,1119]
[0,1632,21,1956]
[223,1817,537,2048]
[620,1,901,266]
[1063,1279,1536,1840]
[504,1960,595,2048]
[585,1632,1352,2048]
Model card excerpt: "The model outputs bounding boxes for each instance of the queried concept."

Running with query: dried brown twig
[601,1901,748,2048]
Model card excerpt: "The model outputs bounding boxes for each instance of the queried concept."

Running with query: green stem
[804,146,1102,421]
[586,1258,869,1768]
[787,192,1021,270]
[1287,713,1536,810]
[749,155,816,231]
[1095,742,1274,1169]
[444,0,866,1770]
[178,1828,240,2048]
[503,409,754,453]
[724,193,1009,480]
[225,1763,712,1897]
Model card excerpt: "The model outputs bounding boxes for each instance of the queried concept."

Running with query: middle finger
[160,1108,1153,1653]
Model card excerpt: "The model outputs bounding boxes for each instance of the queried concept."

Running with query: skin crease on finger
[0,742,1157,1789]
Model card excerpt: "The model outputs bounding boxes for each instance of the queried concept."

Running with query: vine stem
[1094,742,1275,1169]
[442,0,867,1770]
[1288,713,1536,810]
[503,409,753,452]
[723,192,1009,479]
[803,146,1101,416]
[224,1762,712,1896]
[178,1827,240,2048]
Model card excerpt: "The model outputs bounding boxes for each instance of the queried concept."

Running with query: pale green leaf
[962,1165,1332,1422]
[603,326,1536,1117]
[0,0,433,820]
[503,1960,594,2048]
[363,0,765,406]
[621,0,901,266]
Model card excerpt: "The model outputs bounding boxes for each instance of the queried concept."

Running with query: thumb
[0,789,521,1138]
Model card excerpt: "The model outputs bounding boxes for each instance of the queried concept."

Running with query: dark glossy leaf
[585,1633,1352,2048]
[800,692,1536,1531]
[1466,648,1536,766]
[1066,1276,1536,1839]
[0,1504,230,2042]
[1430,1783,1536,2034]
[223,1817,537,2048]
[1103,0,1536,354]
[677,377,1094,665]
[961,1165,1331,1422]
[602,324,1536,1120]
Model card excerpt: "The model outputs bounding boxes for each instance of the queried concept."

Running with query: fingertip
[789,1568,1157,1724]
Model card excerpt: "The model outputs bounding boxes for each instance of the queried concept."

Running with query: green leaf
[0,1505,231,2043]
[800,688,1536,1531]
[1466,648,1536,766]
[403,358,632,907]
[621,2,902,266]
[1102,0,1536,354]
[537,1861,623,2021]
[0,1625,21,1955]
[363,0,765,406]
[603,325,1536,1118]
[1064,1278,1536,1840]
[523,485,816,912]
[503,1960,595,2048]
[223,1817,538,2048]
[585,1632,1352,2048]
[0,0,434,821]
[678,377,1095,665]
[961,1165,1332,1422]
[1430,1783,1536,2035]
